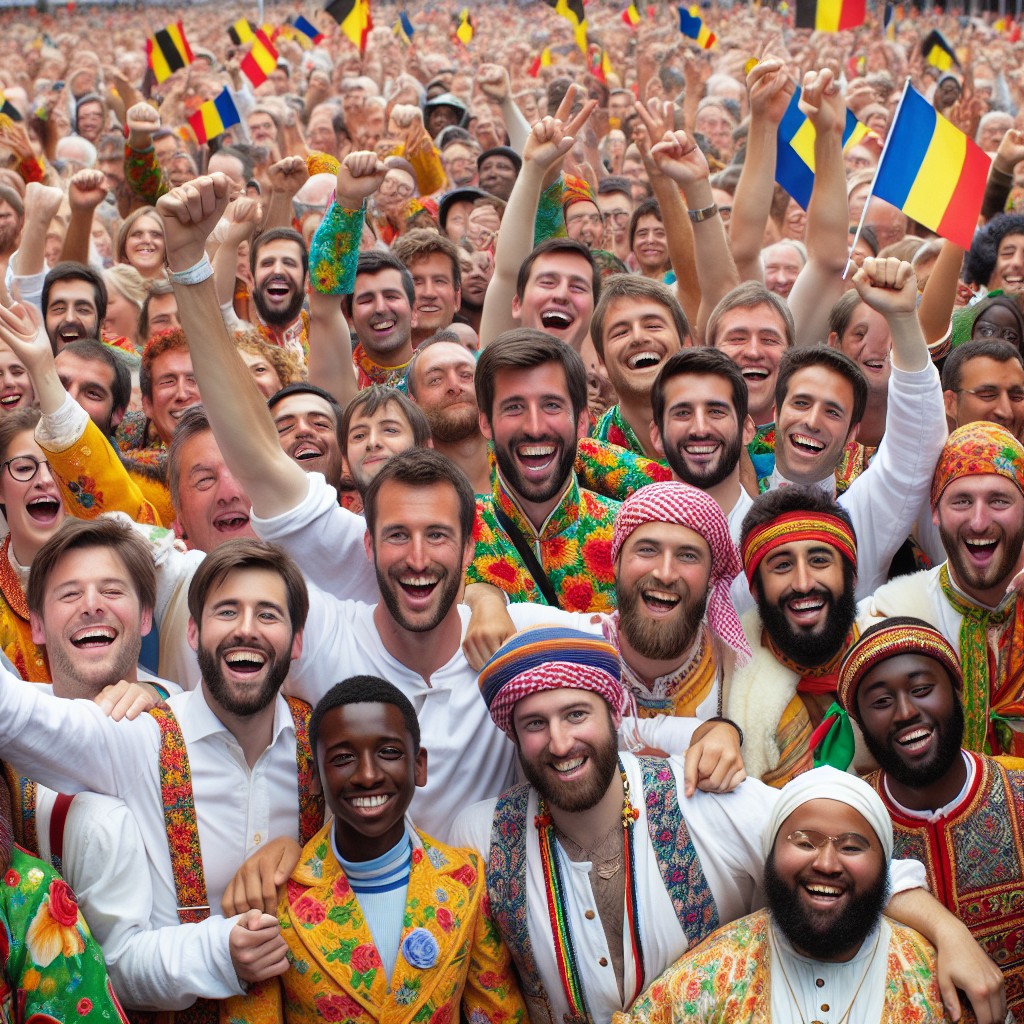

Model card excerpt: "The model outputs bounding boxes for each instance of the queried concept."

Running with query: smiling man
[391,230,463,348]
[835,618,1024,1019]
[860,422,1024,758]
[274,676,527,1024]
[41,262,106,354]
[591,276,688,461]
[245,229,309,362]
[618,767,952,1024]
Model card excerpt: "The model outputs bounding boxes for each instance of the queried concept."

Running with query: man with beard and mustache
[829,618,1024,1018]
[0,538,328,1015]
[0,187,23,286]
[607,482,753,729]
[725,486,861,786]
[468,328,621,612]
[242,229,309,363]
[41,262,106,354]
[618,767,955,1024]
[861,423,1024,758]
[591,276,688,461]
[453,629,987,1024]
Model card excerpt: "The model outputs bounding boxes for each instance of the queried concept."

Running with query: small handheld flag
[528,47,553,78]
[324,0,373,53]
[920,29,958,71]
[188,88,241,145]
[228,19,256,46]
[794,0,866,31]
[393,11,414,45]
[455,8,474,45]
[146,22,195,83]
[544,0,588,53]
[870,82,989,250]
[0,95,22,122]
[622,3,641,27]
[678,7,717,48]
[240,29,279,88]
[292,15,325,45]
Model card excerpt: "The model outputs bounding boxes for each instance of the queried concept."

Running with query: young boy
[276,676,525,1023]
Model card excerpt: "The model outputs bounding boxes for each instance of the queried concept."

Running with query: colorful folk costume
[725,510,860,785]
[611,767,950,1024]
[604,482,752,719]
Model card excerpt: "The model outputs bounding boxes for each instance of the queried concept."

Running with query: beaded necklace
[534,760,644,1023]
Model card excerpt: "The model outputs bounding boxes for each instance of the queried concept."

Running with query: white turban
[762,766,894,863]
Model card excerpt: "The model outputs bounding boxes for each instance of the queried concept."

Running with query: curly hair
[234,330,307,388]
[964,213,1024,288]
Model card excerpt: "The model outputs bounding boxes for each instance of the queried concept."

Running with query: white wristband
[168,254,213,285]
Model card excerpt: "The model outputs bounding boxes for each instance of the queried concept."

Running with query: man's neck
[884,749,969,813]
[699,470,742,517]
[945,561,1019,611]
[618,622,703,686]
[435,434,491,494]
[614,396,659,459]
[358,338,413,369]
[207,694,279,770]
[500,473,571,532]
[772,457,838,493]
[51,666,141,702]
[372,603,463,685]
[548,765,625,849]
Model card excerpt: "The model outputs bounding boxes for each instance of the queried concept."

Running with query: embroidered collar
[493,470,581,543]
[353,343,411,387]
[606,614,716,701]
[882,749,978,824]
[0,536,29,621]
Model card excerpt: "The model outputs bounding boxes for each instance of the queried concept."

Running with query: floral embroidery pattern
[574,436,671,503]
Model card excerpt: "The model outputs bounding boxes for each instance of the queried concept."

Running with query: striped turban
[742,510,857,587]
[612,481,751,663]
[930,421,1024,510]
[478,626,626,739]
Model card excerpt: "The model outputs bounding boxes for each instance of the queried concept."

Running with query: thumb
[243,907,266,930]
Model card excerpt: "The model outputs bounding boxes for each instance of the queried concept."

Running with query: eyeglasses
[566,212,604,228]
[785,829,872,856]
[602,209,631,223]
[1,455,51,482]
[974,322,1022,345]
[380,178,414,197]
[956,386,1024,404]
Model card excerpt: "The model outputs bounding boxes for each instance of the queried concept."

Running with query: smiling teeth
[373,319,396,330]
[898,729,930,745]
[225,651,266,666]
[685,443,717,454]
[402,575,438,586]
[966,538,997,549]
[790,598,823,611]
[520,445,555,456]
[351,795,389,808]
[806,884,842,896]
[627,351,661,369]
[554,756,584,772]
[74,627,115,641]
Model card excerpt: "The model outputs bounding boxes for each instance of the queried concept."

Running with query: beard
[764,846,891,961]
[616,576,708,661]
[757,566,857,667]
[253,276,306,328]
[48,627,142,700]
[423,399,480,444]
[519,711,620,813]
[0,220,21,256]
[374,560,462,633]
[861,698,964,791]
[662,432,743,491]
[493,432,577,507]
[939,519,1024,600]
[197,634,291,717]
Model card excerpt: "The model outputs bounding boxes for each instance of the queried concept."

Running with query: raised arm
[730,58,794,283]
[648,129,739,343]
[261,156,309,233]
[917,240,965,351]
[156,174,312,519]
[479,86,596,346]
[213,196,262,313]
[60,169,109,266]
[478,64,531,154]
[787,68,850,348]
[853,256,927,371]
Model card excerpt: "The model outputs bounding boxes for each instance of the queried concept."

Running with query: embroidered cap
[838,617,962,721]
[479,626,626,738]
[930,421,1024,510]
[742,510,857,587]
[612,481,750,664]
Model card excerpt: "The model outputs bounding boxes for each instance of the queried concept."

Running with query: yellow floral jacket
[276,822,526,1024]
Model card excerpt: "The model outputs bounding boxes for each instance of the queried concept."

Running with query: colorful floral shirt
[0,844,129,1024]
[592,405,664,464]
[748,423,775,493]
[272,821,526,1024]
[467,473,619,613]
[574,436,671,503]
[309,201,364,297]
[614,910,948,1024]
[124,145,166,207]
[0,537,47,683]
[353,345,410,391]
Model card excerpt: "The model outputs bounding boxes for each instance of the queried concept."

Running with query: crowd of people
[0,0,1021,1020]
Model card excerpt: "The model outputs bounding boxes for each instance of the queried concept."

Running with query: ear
[140,605,154,638]
[141,394,154,422]
[414,746,428,788]
[461,536,474,575]
[363,526,374,563]
[409,307,419,329]
[171,517,188,544]
[110,407,126,431]
[311,768,322,796]
[742,414,756,446]
[650,420,665,458]
[846,421,860,445]
[29,611,45,647]
[290,628,303,662]
[943,389,958,423]
[454,288,462,313]
[510,293,522,322]
[827,330,840,350]
[187,616,199,654]
[478,410,493,441]
[575,406,590,440]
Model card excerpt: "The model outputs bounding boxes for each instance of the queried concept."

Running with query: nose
[968,500,989,533]
[812,839,841,873]
[992,391,1012,425]
[651,550,676,583]
[547,718,576,757]
[215,474,246,507]
[352,748,383,787]
[791,555,813,594]
[892,689,917,723]
[692,407,711,435]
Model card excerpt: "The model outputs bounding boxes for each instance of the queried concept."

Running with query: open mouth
[641,587,681,613]
[802,882,846,906]
[293,443,323,462]
[682,440,720,463]
[516,443,557,473]
[964,536,998,564]
[213,510,251,533]
[0,393,23,407]
[70,625,116,649]
[863,359,887,373]
[370,317,396,333]
[223,649,267,675]
[349,794,392,809]
[540,310,574,331]
[398,573,439,601]
[741,367,769,386]
[57,324,84,343]
[552,755,586,776]
[894,726,932,754]
[785,593,827,628]
[264,277,293,302]
[26,496,61,524]
[789,433,826,455]
[627,351,662,371]
[417,304,440,315]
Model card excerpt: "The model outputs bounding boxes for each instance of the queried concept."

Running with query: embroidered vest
[487,757,719,1022]
[128,697,324,1024]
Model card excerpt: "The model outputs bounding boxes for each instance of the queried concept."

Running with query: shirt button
[815,979,824,988]
[599,957,608,967]
[821,1005,830,1013]
[253,833,262,844]
[585,910,596,920]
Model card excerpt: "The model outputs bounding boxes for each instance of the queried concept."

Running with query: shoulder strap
[284,696,325,845]
[488,784,546,1000]
[493,505,561,608]
[638,756,720,946]
[148,706,210,924]
[48,792,76,873]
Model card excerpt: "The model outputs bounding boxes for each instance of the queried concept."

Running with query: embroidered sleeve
[461,853,528,1024]
[309,201,364,296]
[2,846,129,1022]
[402,136,447,197]
[124,143,167,206]
[534,176,566,247]
[42,415,161,526]
[575,437,671,502]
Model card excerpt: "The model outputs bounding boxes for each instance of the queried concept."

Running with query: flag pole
[844,75,911,279]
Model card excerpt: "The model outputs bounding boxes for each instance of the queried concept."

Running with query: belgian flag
[544,0,587,52]
[324,0,373,53]
[228,19,257,46]
[455,8,474,45]
[921,29,958,71]
[146,22,195,83]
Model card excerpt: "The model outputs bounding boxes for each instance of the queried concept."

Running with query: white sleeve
[35,392,89,452]
[250,472,378,602]
[623,715,701,754]
[840,363,947,598]
[889,857,928,895]
[220,300,245,334]
[10,270,45,312]
[449,799,498,858]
